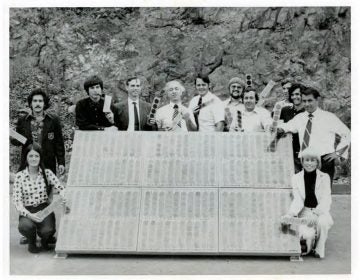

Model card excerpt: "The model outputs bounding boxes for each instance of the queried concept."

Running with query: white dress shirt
[279,108,351,158]
[127,98,140,132]
[241,106,272,132]
[223,98,245,131]
[188,91,225,132]
[155,102,196,131]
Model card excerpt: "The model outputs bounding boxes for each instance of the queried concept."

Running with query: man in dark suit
[113,77,155,131]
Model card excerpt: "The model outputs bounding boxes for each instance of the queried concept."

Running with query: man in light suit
[282,147,333,258]
[113,77,155,131]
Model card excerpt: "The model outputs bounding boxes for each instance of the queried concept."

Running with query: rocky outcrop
[9,7,351,175]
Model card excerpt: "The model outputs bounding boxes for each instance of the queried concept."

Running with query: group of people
[10,73,350,258]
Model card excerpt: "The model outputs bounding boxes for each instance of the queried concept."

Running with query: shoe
[20,237,28,245]
[48,236,57,244]
[41,239,51,251]
[28,243,40,254]
[313,252,321,258]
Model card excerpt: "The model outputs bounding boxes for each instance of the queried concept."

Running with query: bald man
[155,80,197,131]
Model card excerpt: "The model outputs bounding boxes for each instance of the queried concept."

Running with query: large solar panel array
[56,131,300,256]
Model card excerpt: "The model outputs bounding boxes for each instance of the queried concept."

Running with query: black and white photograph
[2,0,357,277]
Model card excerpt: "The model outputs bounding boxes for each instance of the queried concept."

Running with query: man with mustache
[223,77,245,131]
[75,75,116,130]
[240,88,272,132]
[188,74,225,132]
[112,76,155,131]
[155,80,197,131]
[11,89,65,176]
[11,89,66,245]
[278,87,351,184]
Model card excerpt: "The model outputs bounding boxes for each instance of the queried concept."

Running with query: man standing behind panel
[113,77,155,131]
[76,75,116,131]
[278,87,351,183]
[188,74,224,132]
[223,77,245,132]
[240,88,272,132]
[155,80,197,131]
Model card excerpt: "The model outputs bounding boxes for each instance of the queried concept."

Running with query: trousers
[18,203,56,244]
[298,207,333,258]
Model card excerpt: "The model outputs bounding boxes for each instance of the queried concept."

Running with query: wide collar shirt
[241,106,272,132]
[188,91,224,132]
[12,168,65,216]
[127,98,140,132]
[155,102,195,131]
[279,108,351,158]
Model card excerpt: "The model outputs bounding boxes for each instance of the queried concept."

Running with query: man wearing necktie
[113,77,156,131]
[155,80,197,131]
[188,74,225,132]
[278,87,351,185]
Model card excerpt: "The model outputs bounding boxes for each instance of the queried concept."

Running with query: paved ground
[9,195,350,275]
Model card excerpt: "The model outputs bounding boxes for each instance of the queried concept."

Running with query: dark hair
[302,87,320,99]
[19,143,50,195]
[194,74,210,85]
[84,75,104,94]
[125,76,141,86]
[241,87,259,103]
[281,79,292,87]
[287,83,304,103]
[27,89,50,110]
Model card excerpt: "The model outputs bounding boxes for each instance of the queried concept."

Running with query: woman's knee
[18,217,36,234]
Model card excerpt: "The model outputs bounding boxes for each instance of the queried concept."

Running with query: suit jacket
[11,112,65,174]
[113,99,155,131]
[288,169,333,225]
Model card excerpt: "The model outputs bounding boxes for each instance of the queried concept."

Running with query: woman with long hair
[13,143,67,253]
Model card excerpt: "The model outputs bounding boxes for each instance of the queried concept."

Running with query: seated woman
[12,143,68,253]
[281,147,334,258]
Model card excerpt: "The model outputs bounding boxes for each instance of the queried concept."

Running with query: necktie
[133,102,140,131]
[301,113,313,151]
[237,110,242,130]
[173,104,181,128]
[194,96,202,130]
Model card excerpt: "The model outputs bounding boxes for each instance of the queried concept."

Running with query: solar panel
[56,131,300,256]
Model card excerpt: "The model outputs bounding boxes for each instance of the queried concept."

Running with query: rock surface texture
[9,7,351,178]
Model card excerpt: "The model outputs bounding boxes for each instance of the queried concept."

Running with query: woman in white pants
[282,147,334,258]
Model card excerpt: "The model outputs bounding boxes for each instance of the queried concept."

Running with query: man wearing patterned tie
[223,77,245,132]
[188,74,225,132]
[113,77,155,131]
[155,80,197,131]
[278,87,351,183]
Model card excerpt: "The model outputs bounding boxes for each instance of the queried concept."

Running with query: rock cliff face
[9,7,351,175]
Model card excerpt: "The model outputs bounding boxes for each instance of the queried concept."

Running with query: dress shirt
[127,98,140,132]
[13,168,65,216]
[241,106,272,132]
[188,91,224,132]
[280,108,351,158]
[155,102,196,131]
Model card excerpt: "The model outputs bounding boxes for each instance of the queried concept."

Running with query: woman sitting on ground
[281,147,334,258]
[12,143,68,253]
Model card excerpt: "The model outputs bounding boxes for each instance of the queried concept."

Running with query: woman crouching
[12,143,68,253]
[282,147,333,258]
